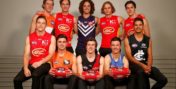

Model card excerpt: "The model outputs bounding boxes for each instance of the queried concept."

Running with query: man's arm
[99,57,104,78]
[104,55,111,75]
[118,16,125,40]
[73,17,78,34]
[23,36,31,77]
[147,39,153,72]
[142,14,151,37]
[77,55,83,78]
[72,55,77,75]
[95,17,100,35]
[123,56,129,68]
[29,14,39,34]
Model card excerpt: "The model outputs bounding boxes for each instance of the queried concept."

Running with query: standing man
[124,18,167,89]
[104,37,129,89]
[77,38,104,89]
[99,1,124,57]
[123,0,150,37]
[30,0,55,34]
[44,34,77,89]
[54,0,77,53]
[75,0,99,56]
[14,16,56,89]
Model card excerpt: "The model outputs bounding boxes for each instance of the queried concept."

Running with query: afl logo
[58,24,70,32]
[103,27,115,34]
[32,48,46,57]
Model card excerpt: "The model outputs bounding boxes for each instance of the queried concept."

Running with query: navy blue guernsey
[128,34,150,62]
[77,16,96,48]
[109,53,124,68]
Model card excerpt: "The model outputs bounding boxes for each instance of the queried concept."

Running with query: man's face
[103,3,113,16]
[134,20,144,33]
[61,0,70,12]
[111,41,121,54]
[57,38,67,50]
[83,1,91,14]
[126,3,136,16]
[36,18,47,32]
[86,41,96,54]
[43,0,54,13]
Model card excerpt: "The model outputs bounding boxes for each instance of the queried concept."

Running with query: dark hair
[111,37,121,44]
[85,37,97,48]
[125,0,136,9]
[42,0,54,9]
[56,34,68,41]
[36,15,47,23]
[101,1,115,14]
[79,0,95,15]
[133,18,144,25]
[60,0,70,5]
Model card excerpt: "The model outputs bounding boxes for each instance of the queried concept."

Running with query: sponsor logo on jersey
[51,20,55,25]
[66,18,73,24]
[88,21,95,26]
[101,22,106,25]
[54,61,59,64]
[132,43,138,48]
[103,27,115,34]
[83,66,88,70]
[58,18,62,21]
[58,24,70,32]
[32,48,46,57]
[31,41,37,45]
[110,20,116,24]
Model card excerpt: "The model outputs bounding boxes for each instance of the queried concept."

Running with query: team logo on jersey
[58,24,70,32]
[64,59,70,65]
[32,48,46,57]
[66,18,73,23]
[42,40,49,46]
[88,21,95,26]
[58,18,62,21]
[103,27,115,34]
[110,20,116,24]
[134,50,145,61]
[31,41,37,45]
[132,43,138,48]
[141,43,147,48]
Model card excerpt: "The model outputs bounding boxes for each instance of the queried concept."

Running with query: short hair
[60,0,70,5]
[101,1,116,14]
[56,34,68,41]
[85,37,97,48]
[125,0,136,9]
[111,37,121,45]
[133,18,144,25]
[42,0,54,9]
[36,15,47,23]
[79,0,95,15]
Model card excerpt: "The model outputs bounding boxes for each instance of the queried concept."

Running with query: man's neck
[83,13,90,19]
[112,52,120,60]
[57,49,66,57]
[129,13,137,18]
[105,14,112,18]
[43,10,51,16]
[134,32,144,41]
[86,52,96,62]
[62,11,69,15]
[36,31,45,36]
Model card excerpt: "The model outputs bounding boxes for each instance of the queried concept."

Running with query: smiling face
[57,38,67,50]
[86,41,96,54]
[61,0,70,13]
[134,20,144,34]
[111,41,121,54]
[83,1,91,14]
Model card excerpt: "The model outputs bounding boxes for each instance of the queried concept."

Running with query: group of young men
[13,0,168,89]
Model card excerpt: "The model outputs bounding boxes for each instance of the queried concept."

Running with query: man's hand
[32,61,42,68]
[141,64,151,74]
[24,68,31,77]
[49,68,56,76]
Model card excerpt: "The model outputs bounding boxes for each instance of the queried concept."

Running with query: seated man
[124,18,167,89]
[104,37,130,89]
[13,16,56,89]
[77,37,104,89]
[44,34,77,89]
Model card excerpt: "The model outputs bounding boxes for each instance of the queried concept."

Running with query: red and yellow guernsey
[124,14,145,37]
[29,32,51,64]
[54,13,74,47]
[100,15,120,48]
